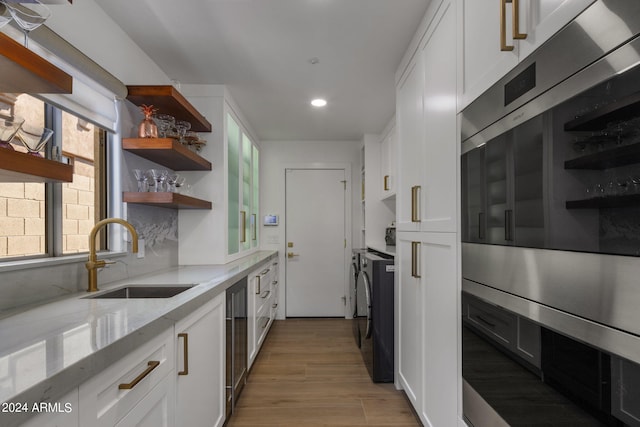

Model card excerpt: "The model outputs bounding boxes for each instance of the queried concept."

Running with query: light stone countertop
[0,250,277,424]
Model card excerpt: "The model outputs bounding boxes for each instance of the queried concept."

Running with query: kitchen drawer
[465,295,517,348]
[79,328,174,427]
[255,300,272,349]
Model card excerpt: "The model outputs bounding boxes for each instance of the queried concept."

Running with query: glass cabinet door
[242,134,252,252]
[251,145,259,248]
[227,114,241,255]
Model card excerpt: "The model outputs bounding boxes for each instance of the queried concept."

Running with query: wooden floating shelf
[122,138,211,171]
[123,192,212,210]
[564,91,640,132]
[126,86,212,132]
[0,149,73,182]
[0,33,72,94]
[566,193,640,209]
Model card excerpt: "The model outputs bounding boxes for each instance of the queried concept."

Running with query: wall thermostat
[263,214,279,226]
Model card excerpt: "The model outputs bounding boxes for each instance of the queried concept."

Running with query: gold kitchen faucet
[86,218,138,292]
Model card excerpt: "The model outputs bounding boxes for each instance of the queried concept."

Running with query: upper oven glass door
[462,37,640,257]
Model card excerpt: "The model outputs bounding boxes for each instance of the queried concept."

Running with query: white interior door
[285,168,346,317]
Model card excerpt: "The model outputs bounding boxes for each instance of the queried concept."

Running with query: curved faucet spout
[86,218,138,292]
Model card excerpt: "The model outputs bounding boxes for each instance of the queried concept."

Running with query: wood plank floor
[227,318,421,426]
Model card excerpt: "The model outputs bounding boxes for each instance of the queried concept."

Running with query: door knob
[287,252,299,258]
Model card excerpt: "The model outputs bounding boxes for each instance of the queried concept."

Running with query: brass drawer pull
[240,211,247,243]
[411,185,421,223]
[119,361,160,389]
[260,290,271,299]
[384,175,390,191]
[500,0,514,51]
[510,0,527,40]
[178,333,189,376]
[411,241,421,278]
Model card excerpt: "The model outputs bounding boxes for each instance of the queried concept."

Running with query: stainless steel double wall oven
[462,2,640,426]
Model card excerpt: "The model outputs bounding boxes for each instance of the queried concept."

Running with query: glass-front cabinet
[227,113,259,257]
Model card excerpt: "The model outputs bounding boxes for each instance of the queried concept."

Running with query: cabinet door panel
[175,293,226,427]
[397,233,424,408]
[422,232,459,427]
[115,374,175,427]
[396,60,424,232]
[421,0,457,232]
[227,114,241,255]
[459,0,518,110]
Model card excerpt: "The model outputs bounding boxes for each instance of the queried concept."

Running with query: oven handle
[504,209,513,242]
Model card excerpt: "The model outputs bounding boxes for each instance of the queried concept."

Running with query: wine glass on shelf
[0,2,13,30]
[132,169,148,192]
[0,114,24,151]
[146,169,168,192]
[5,0,51,48]
[166,173,180,193]
[16,124,53,157]
[174,176,186,193]
[175,120,191,144]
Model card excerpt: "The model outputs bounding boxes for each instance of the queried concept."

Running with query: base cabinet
[248,259,277,369]
[397,232,458,427]
[175,293,226,427]
[78,329,175,427]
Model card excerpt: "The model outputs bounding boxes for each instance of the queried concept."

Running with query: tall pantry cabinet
[395,0,461,426]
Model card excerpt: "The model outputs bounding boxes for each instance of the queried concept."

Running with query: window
[0,94,107,260]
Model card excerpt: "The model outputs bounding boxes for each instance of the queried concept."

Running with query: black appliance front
[351,248,367,348]
[461,2,640,426]
[225,277,247,420]
[357,253,394,382]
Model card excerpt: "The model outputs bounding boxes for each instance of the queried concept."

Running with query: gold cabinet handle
[240,211,247,243]
[119,361,160,389]
[287,252,299,259]
[178,333,189,376]
[411,186,421,223]
[251,213,257,241]
[411,241,421,278]
[256,275,261,294]
[510,0,527,40]
[384,175,390,191]
[500,0,514,51]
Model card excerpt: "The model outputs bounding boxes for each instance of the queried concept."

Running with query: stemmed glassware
[166,173,180,193]
[4,0,51,48]
[0,2,13,29]
[132,169,148,192]
[0,114,24,150]
[175,120,191,144]
[16,123,53,156]
[146,169,168,192]
[174,176,186,193]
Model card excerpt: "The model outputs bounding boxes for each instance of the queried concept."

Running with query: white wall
[260,140,362,318]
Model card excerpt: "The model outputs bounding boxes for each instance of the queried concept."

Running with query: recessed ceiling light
[311,98,327,107]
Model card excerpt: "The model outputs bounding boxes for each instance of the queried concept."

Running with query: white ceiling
[93,0,430,141]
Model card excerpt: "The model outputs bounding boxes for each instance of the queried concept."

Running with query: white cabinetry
[380,121,397,199]
[247,259,277,369]
[175,293,226,427]
[458,0,594,110]
[395,1,460,426]
[397,232,458,427]
[21,390,78,427]
[397,0,457,234]
[78,329,175,427]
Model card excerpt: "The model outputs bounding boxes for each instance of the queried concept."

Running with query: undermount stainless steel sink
[87,285,193,299]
